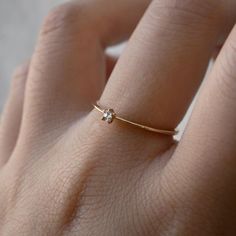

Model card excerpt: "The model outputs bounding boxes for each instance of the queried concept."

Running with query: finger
[98,0,235,145]
[0,63,29,166]
[170,25,236,181]
[17,0,151,144]
[161,26,236,231]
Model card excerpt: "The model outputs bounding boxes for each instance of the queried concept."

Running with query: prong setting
[101,109,116,124]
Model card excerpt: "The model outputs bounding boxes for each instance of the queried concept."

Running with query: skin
[0,0,236,235]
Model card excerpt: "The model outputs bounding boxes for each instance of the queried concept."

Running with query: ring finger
[89,0,235,156]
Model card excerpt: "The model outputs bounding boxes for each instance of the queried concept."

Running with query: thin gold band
[93,103,178,136]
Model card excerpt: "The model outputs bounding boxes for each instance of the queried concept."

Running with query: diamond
[102,109,115,124]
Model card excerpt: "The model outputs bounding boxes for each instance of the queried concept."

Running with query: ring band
[93,103,178,136]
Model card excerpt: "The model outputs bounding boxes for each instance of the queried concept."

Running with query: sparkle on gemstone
[102,109,115,124]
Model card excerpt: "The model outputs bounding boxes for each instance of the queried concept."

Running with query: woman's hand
[1,0,236,235]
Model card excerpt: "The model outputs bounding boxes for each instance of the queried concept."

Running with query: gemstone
[102,109,115,124]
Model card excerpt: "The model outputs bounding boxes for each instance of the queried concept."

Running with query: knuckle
[151,0,223,30]
[41,2,87,37]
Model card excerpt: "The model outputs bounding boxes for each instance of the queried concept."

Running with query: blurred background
[0,0,65,111]
[0,0,199,135]
[0,0,125,111]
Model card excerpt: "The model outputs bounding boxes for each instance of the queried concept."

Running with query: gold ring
[93,103,178,136]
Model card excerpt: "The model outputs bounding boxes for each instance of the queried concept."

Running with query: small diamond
[102,109,115,124]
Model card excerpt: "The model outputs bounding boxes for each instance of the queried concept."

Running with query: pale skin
[0,0,236,235]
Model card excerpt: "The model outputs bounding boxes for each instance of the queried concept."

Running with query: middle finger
[14,0,151,148]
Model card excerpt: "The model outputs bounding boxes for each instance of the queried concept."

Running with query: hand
[1,0,236,235]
